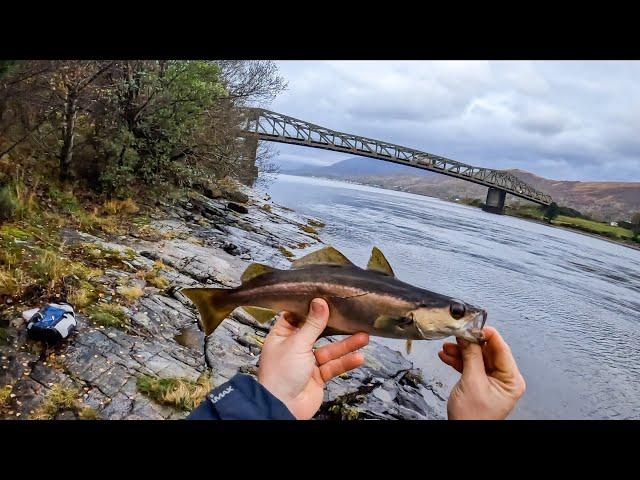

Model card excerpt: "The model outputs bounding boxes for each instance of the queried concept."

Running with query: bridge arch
[239,108,553,211]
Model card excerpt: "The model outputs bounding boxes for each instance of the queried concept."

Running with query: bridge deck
[240,108,552,206]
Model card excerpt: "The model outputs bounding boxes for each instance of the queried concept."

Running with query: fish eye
[449,301,466,319]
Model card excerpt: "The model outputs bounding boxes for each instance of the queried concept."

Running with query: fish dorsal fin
[291,246,353,269]
[241,263,275,284]
[367,246,395,277]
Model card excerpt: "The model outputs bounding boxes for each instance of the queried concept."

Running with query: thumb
[457,337,486,378]
[297,298,329,347]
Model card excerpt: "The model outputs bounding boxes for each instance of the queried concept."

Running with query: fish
[181,246,487,353]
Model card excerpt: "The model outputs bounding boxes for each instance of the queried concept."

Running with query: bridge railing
[239,108,553,206]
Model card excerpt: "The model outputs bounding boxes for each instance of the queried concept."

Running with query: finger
[442,342,461,358]
[438,350,463,373]
[481,327,520,374]
[296,298,330,347]
[270,311,299,337]
[456,336,486,377]
[319,352,365,382]
[314,332,369,365]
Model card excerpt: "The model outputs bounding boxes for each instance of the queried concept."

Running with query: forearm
[186,373,296,420]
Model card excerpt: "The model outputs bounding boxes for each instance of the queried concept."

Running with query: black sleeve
[185,373,296,420]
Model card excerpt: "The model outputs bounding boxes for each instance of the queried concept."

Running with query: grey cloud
[269,61,640,181]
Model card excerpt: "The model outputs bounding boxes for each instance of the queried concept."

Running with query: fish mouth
[464,310,487,344]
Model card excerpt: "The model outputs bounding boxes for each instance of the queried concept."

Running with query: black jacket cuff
[186,374,296,420]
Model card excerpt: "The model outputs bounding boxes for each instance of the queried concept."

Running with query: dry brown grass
[117,285,144,302]
[307,218,325,228]
[137,373,212,411]
[102,198,140,216]
[278,246,295,258]
[67,281,97,309]
[30,249,70,290]
[0,385,12,414]
[78,407,100,420]
[144,260,171,290]
[31,384,80,420]
[300,224,318,235]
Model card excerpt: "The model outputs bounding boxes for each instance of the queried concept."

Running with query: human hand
[438,326,526,420]
[257,298,369,420]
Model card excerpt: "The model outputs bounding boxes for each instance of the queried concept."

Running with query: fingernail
[310,299,323,315]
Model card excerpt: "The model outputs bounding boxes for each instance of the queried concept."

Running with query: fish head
[410,298,487,344]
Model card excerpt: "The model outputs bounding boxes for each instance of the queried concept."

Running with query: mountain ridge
[284,157,640,221]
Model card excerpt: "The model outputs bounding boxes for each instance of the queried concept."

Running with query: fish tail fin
[181,287,235,336]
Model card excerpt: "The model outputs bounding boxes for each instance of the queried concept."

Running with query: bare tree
[53,61,114,180]
[215,60,287,107]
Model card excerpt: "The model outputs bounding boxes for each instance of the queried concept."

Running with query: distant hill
[283,156,434,178]
[286,157,640,221]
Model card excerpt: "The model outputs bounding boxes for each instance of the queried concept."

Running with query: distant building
[610,222,618,227]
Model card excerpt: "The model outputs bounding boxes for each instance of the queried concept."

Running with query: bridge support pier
[482,187,506,214]
[238,135,259,187]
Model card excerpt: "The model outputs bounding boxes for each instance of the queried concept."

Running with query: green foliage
[0,185,19,220]
[97,61,228,194]
[543,202,560,222]
[0,181,36,221]
[87,303,130,329]
[632,212,640,239]
[1,60,285,197]
[0,60,16,79]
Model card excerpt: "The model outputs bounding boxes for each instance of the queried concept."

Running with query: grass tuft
[300,224,318,235]
[307,218,325,228]
[278,246,294,258]
[117,285,144,302]
[68,281,98,309]
[102,198,139,216]
[144,261,170,290]
[137,373,212,411]
[0,181,37,221]
[30,249,70,289]
[79,407,100,420]
[87,303,130,329]
[0,385,12,413]
[31,384,80,420]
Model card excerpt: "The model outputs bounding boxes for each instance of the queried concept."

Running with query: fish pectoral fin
[291,246,354,269]
[240,306,278,324]
[367,246,395,277]
[373,315,398,330]
[241,263,275,284]
[405,339,412,355]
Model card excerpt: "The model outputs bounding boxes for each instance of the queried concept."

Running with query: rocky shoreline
[0,186,447,420]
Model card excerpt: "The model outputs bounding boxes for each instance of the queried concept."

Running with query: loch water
[262,174,640,419]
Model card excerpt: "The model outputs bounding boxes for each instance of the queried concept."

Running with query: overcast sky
[268,61,640,182]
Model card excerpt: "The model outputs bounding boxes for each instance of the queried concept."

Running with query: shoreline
[502,212,640,252]
[0,185,445,420]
